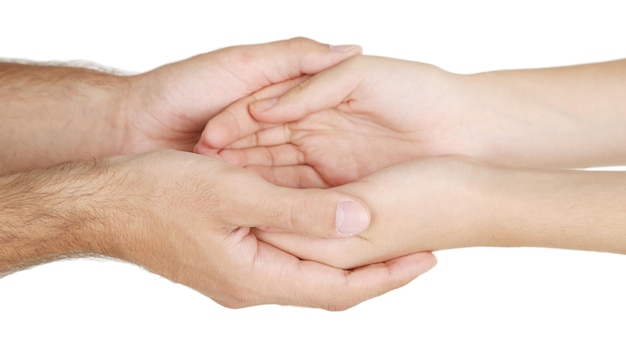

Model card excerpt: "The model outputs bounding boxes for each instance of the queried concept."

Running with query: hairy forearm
[461,59,626,168]
[0,62,128,175]
[0,159,126,275]
[481,167,626,254]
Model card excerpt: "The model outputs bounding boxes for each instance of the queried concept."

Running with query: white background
[2,1,626,340]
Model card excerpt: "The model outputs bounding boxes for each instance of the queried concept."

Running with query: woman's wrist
[458,64,626,169]
[476,166,626,254]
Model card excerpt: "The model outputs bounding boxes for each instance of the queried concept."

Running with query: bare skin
[199,56,626,187]
[0,150,436,309]
[255,157,626,269]
[0,39,437,309]
[199,55,626,269]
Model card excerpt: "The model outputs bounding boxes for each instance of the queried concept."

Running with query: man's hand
[0,38,361,174]
[121,37,362,155]
[0,150,436,309]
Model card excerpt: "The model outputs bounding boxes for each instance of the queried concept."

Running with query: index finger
[198,76,307,150]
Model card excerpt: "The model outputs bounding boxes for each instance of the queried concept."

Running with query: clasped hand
[196,51,626,272]
[196,55,485,269]
[11,37,621,311]
[120,40,440,309]
[4,5,625,337]
[189,41,626,307]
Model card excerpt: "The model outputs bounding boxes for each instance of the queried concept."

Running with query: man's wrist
[0,158,131,274]
[0,63,130,174]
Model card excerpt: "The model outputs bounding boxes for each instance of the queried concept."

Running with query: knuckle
[287,36,315,48]
[286,189,322,235]
[215,289,261,309]
[294,77,312,92]
[217,299,249,310]
[286,198,299,233]
[321,299,354,312]
[266,147,278,167]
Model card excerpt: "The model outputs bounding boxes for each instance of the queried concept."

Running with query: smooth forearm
[254,159,626,270]
[481,167,626,254]
[0,62,128,175]
[458,59,626,168]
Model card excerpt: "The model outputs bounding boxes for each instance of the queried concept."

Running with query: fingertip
[194,139,212,154]
[268,188,363,238]
[420,252,438,271]
[335,200,371,236]
[400,252,438,276]
[254,226,281,233]
[203,118,240,150]
[249,97,278,113]
[249,97,280,123]
[196,121,217,148]
[329,44,363,55]
[194,142,223,160]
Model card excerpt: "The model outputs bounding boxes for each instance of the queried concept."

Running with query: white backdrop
[2,1,626,340]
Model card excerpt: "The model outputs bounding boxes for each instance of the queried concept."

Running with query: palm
[221,90,450,188]
[219,106,432,188]
[126,105,211,153]
[121,58,265,154]
[211,56,462,188]
[118,37,364,155]
[284,108,425,186]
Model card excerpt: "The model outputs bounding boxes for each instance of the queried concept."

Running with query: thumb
[238,184,371,238]
[248,57,363,124]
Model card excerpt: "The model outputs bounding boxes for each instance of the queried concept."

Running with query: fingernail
[194,142,223,159]
[194,142,210,154]
[329,44,361,53]
[250,97,278,112]
[336,200,370,236]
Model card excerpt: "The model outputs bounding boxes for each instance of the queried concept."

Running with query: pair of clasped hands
[94,37,626,310]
